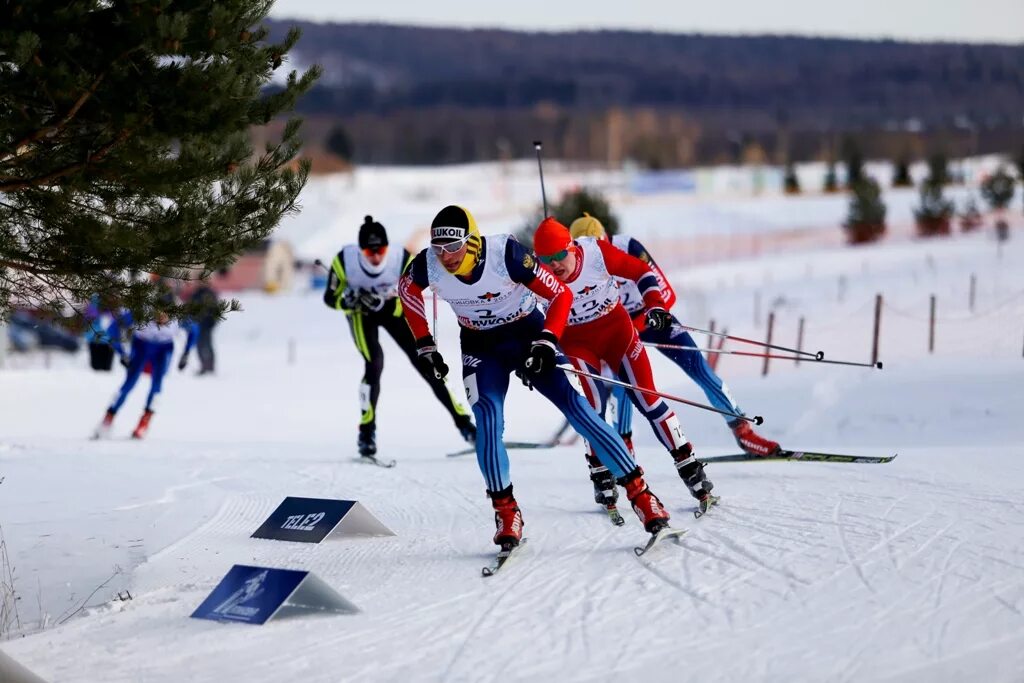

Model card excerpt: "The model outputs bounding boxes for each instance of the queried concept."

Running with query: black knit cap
[430,205,470,245]
[358,215,388,249]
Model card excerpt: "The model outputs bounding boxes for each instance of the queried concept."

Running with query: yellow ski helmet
[569,212,607,240]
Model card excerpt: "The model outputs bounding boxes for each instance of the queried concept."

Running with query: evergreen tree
[914,181,954,237]
[892,157,913,187]
[783,161,800,194]
[325,123,354,162]
[0,1,320,324]
[925,151,950,187]
[981,166,1015,211]
[840,136,864,188]
[823,161,839,193]
[843,177,886,244]
[518,188,620,247]
[1016,146,1024,213]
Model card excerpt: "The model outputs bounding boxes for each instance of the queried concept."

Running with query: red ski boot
[619,468,670,533]
[488,487,523,547]
[131,410,153,440]
[620,432,636,457]
[731,420,780,457]
[92,410,115,440]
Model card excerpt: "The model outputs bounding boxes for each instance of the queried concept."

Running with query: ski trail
[833,498,876,595]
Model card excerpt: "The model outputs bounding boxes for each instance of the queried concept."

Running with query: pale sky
[269,0,1024,44]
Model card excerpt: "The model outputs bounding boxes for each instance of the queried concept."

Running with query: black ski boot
[671,443,714,500]
[455,415,476,445]
[358,426,377,457]
[586,453,618,506]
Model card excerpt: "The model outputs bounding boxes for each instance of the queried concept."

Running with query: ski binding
[694,495,721,519]
[354,454,397,469]
[482,538,527,577]
[633,526,687,556]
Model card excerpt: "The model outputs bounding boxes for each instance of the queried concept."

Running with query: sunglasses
[432,237,470,254]
[537,249,569,265]
[362,246,388,257]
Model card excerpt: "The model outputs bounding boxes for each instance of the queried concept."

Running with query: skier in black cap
[324,216,476,460]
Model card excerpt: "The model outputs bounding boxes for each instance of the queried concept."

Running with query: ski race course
[3,175,1024,682]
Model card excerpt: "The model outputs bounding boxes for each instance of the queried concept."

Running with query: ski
[447,441,555,458]
[353,455,397,469]
[482,539,527,577]
[605,504,626,527]
[700,450,897,465]
[694,495,720,519]
[634,527,687,557]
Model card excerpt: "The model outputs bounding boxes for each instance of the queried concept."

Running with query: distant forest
[265,21,1024,166]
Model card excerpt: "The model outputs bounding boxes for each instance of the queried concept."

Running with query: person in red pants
[531,217,716,513]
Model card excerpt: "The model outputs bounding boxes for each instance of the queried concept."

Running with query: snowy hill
[2,174,1024,682]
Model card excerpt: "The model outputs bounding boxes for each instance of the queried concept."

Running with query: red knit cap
[533,217,573,257]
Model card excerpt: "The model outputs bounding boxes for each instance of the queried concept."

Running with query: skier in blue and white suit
[93,306,197,440]
[399,205,676,549]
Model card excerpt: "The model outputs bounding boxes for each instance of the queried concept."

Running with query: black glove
[119,354,130,368]
[415,336,449,380]
[521,331,559,386]
[644,307,672,332]
[358,290,385,312]
[340,288,360,311]
[177,354,188,371]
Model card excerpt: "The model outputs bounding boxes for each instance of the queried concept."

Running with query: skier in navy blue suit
[92,302,197,440]
[399,205,676,549]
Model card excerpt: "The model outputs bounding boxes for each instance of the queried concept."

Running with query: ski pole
[677,323,824,360]
[643,342,883,368]
[533,140,549,216]
[556,364,763,425]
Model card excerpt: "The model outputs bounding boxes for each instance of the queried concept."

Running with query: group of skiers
[89,202,779,548]
[324,205,780,549]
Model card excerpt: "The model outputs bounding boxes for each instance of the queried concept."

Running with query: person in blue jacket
[92,295,197,440]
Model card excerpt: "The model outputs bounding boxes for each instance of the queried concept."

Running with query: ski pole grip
[875,361,884,369]
[753,415,764,425]
[815,351,825,361]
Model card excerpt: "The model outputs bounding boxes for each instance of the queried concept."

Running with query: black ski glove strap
[644,307,672,332]
[415,336,449,380]
[523,330,558,378]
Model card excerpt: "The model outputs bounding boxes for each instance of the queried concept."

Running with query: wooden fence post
[762,312,775,377]
[929,295,936,353]
[871,294,882,367]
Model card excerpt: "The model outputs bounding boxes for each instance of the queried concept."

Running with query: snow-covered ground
[2,169,1024,682]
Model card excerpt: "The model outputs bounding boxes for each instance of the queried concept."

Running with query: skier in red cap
[531,217,716,516]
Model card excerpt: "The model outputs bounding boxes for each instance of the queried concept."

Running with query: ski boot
[619,431,636,457]
[455,415,477,445]
[92,410,115,440]
[618,467,670,534]
[586,453,618,506]
[730,419,780,457]
[672,443,718,516]
[357,426,377,458]
[131,410,153,440]
[488,486,524,547]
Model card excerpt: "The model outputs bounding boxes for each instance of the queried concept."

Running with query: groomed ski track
[3,229,1024,681]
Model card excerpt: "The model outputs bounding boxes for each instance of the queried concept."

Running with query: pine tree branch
[0,73,106,165]
[0,126,138,192]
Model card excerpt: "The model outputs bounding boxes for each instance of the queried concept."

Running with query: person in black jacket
[324,216,476,458]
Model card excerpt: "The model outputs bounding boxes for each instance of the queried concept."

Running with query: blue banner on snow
[191,565,306,625]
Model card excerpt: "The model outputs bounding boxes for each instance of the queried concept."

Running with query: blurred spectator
[189,284,220,375]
